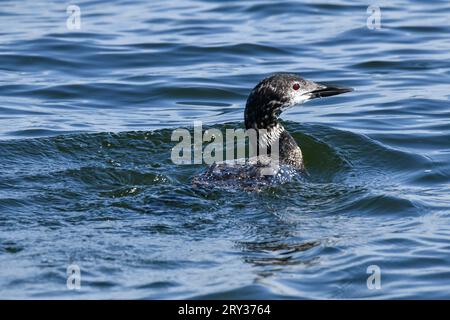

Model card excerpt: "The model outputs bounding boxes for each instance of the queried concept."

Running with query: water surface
[1,0,450,299]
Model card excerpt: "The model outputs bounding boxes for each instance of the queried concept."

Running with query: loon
[193,73,352,190]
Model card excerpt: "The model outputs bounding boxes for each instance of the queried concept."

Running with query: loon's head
[244,73,352,130]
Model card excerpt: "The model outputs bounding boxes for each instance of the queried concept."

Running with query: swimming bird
[193,73,352,190]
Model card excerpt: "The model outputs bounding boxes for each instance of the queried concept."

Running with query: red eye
[293,83,300,90]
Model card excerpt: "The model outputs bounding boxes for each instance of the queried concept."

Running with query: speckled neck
[244,90,304,170]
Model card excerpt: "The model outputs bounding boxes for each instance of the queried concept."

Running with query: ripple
[1,0,450,299]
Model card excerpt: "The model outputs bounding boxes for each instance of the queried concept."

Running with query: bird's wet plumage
[193,73,352,190]
[192,156,302,191]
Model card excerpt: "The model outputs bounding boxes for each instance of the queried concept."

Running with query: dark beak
[308,84,353,99]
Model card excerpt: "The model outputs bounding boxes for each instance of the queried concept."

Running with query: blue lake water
[1,0,450,299]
